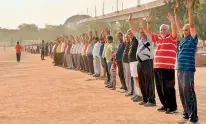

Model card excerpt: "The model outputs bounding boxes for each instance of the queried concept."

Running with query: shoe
[125,92,133,97]
[133,96,142,102]
[139,101,146,105]
[119,89,127,93]
[186,121,199,124]
[157,106,167,112]
[107,86,113,88]
[177,118,189,124]
[94,74,100,77]
[165,108,177,114]
[144,102,156,107]
[111,88,116,90]
[131,95,138,100]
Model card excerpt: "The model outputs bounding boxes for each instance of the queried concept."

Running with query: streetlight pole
[137,0,140,7]
[102,1,105,15]
[117,0,119,12]
[122,2,123,11]
[95,5,97,17]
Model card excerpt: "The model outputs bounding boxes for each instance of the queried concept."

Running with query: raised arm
[128,14,139,36]
[137,18,152,40]
[174,0,183,36]
[186,0,196,38]
[146,12,152,32]
[167,13,177,38]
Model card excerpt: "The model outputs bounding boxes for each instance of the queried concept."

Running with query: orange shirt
[15,45,21,53]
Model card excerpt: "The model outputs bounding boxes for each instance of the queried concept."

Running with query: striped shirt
[152,34,177,69]
[177,35,198,72]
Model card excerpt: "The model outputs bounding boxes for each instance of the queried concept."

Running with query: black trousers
[154,68,177,110]
[117,61,127,90]
[87,55,94,74]
[41,51,45,60]
[137,60,155,103]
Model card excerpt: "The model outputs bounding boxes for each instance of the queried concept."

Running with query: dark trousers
[154,68,177,110]
[54,53,63,65]
[104,58,110,83]
[87,55,94,74]
[83,56,89,72]
[54,53,57,63]
[138,60,155,103]
[16,53,21,62]
[41,51,45,60]
[80,55,85,71]
[71,54,76,68]
[177,70,198,123]
[117,61,127,90]
[59,53,63,66]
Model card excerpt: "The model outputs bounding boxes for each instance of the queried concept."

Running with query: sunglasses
[183,29,189,32]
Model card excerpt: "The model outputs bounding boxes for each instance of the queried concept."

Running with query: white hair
[160,24,170,31]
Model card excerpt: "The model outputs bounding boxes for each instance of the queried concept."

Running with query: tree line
[0,0,205,46]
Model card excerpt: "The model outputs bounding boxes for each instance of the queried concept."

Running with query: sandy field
[0,47,205,124]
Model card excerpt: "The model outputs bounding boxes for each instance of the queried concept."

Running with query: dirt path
[0,47,205,124]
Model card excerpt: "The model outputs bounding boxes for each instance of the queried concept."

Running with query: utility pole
[87,8,88,15]
[112,6,113,12]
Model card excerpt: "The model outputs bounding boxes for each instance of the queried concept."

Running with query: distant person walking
[40,40,45,60]
[15,42,22,63]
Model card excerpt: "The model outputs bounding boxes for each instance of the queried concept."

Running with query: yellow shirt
[56,43,62,53]
[102,43,108,58]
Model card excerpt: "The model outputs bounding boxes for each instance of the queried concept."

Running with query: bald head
[183,24,191,37]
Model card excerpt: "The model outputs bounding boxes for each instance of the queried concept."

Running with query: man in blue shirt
[115,32,127,92]
[174,0,198,124]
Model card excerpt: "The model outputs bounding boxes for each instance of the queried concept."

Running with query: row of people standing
[24,1,199,123]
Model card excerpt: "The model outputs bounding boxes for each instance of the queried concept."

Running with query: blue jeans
[177,70,198,123]
[16,53,21,62]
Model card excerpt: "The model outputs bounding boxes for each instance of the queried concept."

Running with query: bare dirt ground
[0,47,205,124]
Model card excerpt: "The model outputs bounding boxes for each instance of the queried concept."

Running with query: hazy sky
[0,0,154,29]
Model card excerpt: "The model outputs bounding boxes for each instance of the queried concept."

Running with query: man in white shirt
[93,37,101,77]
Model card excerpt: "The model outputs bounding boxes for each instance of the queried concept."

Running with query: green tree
[151,0,200,33]
[197,0,206,40]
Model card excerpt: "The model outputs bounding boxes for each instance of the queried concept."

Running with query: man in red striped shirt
[138,12,177,114]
